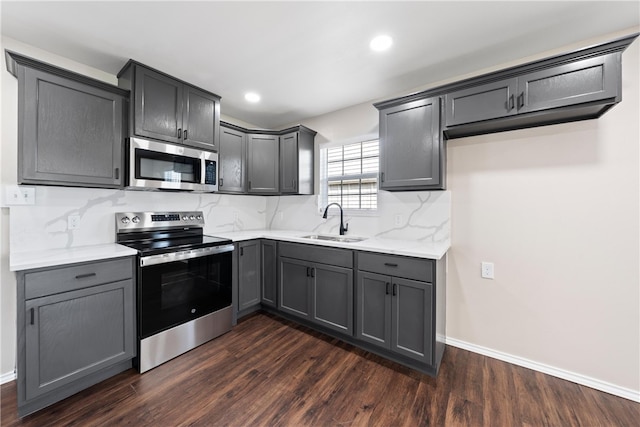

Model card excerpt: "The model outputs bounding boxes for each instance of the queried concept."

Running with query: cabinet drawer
[25,257,134,300]
[279,242,353,269]
[357,252,433,282]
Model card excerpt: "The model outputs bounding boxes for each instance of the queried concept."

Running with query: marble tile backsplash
[266,190,451,242]
[9,187,450,252]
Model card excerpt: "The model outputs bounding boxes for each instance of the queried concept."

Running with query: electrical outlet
[394,214,403,226]
[481,262,494,279]
[5,186,35,205]
[67,215,81,230]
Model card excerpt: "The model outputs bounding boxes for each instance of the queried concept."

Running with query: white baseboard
[445,337,640,403]
[0,370,16,385]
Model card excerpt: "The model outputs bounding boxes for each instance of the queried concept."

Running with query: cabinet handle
[393,283,397,296]
[184,130,188,140]
[30,308,34,325]
[384,263,398,267]
[248,181,252,189]
[219,178,224,187]
[178,128,182,139]
[310,267,315,278]
[306,267,310,277]
[507,94,514,111]
[385,282,390,295]
[240,247,244,256]
[517,93,525,109]
[75,273,96,280]
[380,172,385,183]
[114,167,119,180]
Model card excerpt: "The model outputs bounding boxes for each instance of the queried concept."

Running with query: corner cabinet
[377,96,444,191]
[118,60,220,151]
[219,125,246,193]
[221,121,316,196]
[16,257,136,417]
[6,51,127,188]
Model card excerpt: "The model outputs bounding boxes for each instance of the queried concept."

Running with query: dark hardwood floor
[2,312,638,426]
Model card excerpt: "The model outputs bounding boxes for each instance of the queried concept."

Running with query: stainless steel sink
[301,234,367,243]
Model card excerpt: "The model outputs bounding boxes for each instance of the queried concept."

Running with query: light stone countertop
[211,229,450,260]
[9,229,449,272]
[10,243,138,271]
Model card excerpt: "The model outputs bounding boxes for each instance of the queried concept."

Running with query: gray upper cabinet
[16,257,136,416]
[378,96,444,191]
[219,125,246,193]
[247,133,280,194]
[6,51,126,188]
[279,128,315,195]
[445,53,619,130]
[118,61,220,151]
[445,78,518,127]
[517,53,619,114]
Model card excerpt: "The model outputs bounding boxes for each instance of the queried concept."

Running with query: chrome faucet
[322,203,348,235]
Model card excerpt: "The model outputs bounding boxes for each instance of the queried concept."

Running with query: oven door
[138,245,232,339]
[128,137,218,192]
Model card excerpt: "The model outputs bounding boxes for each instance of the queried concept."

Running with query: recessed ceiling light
[245,92,261,103]
[370,35,393,52]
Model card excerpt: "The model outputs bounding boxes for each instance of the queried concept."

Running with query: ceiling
[1,1,638,129]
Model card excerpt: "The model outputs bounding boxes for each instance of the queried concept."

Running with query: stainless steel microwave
[127,138,218,192]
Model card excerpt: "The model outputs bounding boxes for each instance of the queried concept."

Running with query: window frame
[318,134,380,217]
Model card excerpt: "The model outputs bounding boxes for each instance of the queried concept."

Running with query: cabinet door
[247,134,279,194]
[379,97,443,190]
[133,66,183,144]
[238,240,261,312]
[391,277,433,364]
[261,240,277,308]
[24,279,134,400]
[356,271,391,350]
[517,53,619,114]
[279,132,298,194]
[20,68,123,188]
[312,263,353,335]
[278,257,311,319]
[444,78,518,126]
[219,127,246,193]
[183,85,219,150]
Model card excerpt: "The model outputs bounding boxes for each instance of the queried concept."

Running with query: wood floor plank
[2,312,638,426]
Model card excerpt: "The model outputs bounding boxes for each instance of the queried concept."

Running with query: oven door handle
[140,244,235,267]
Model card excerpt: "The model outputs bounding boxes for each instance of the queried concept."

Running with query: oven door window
[136,148,201,184]
[139,252,232,338]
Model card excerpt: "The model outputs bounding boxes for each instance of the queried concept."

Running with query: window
[320,138,379,212]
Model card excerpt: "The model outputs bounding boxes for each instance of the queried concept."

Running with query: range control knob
[120,216,130,224]
[132,216,140,223]
[189,215,195,220]
[182,216,188,221]
[196,215,203,220]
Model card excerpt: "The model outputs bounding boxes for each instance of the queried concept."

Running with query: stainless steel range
[116,211,233,373]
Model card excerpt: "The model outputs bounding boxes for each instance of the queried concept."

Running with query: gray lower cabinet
[237,240,261,315]
[247,134,280,194]
[278,242,354,335]
[378,96,444,191]
[218,125,246,193]
[356,272,433,365]
[261,240,277,308]
[6,51,127,188]
[16,257,136,417]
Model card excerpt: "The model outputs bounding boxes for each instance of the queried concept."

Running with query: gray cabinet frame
[6,51,127,189]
